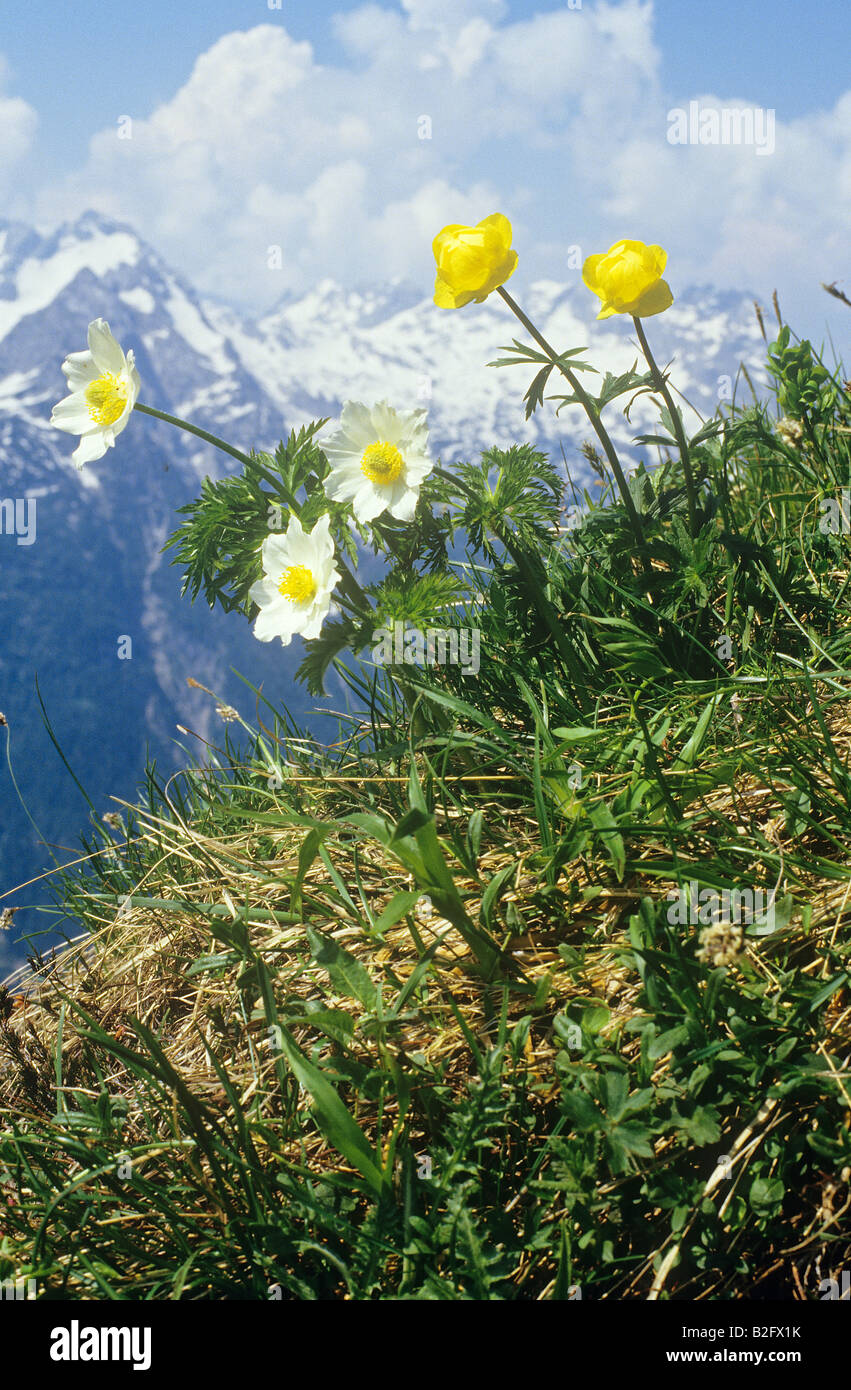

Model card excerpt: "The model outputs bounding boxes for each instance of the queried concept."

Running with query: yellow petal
[477,249,518,298]
[432,223,469,260]
[631,278,674,317]
[609,239,645,257]
[582,254,605,295]
[583,239,670,316]
[442,243,493,291]
[434,274,474,309]
[432,213,516,302]
[478,212,513,255]
[646,244,668,276]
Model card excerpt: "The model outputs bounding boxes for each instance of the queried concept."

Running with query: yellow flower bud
[433,213,518,309]
[582,239,673,320]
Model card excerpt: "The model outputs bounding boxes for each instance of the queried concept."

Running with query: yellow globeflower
[582,240,673,320]
[433,213,518,309]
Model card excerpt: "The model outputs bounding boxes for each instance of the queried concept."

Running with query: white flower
[249,512,340,647]
[51,318,140,469]
[322,401,432,523]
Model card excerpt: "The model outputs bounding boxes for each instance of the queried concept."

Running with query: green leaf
[604,1071,629,1120]
[373,890,425,936]
[749,1177,784,1212]
[648,1025,689,1059]
[560,1090,601,1131]
[465,809,484,870]
[292,826,331,914]
[184,952,239,977]
[306,927,379,1010]
[605,1121,654,1172]
[523,364,555,419]
[581,1005,610,1035]
[480,863,517,930]
[301,1001,356,1046]
[682,1106,721,1145]
[272,1019,385,1195]
[588,801,626,881]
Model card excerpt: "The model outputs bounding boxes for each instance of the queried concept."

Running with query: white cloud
[400,0,508,31]
[26,2,851,327]
[0,55,38,208]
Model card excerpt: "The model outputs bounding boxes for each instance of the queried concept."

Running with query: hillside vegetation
[2,279,850,1300]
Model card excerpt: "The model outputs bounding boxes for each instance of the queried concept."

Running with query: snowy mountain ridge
[0,210,768,472]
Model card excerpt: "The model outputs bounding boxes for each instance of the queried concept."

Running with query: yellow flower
[433,213,518,309]
[582,240,673,320]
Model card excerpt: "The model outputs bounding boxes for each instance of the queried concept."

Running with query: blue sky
[0,0,849,334]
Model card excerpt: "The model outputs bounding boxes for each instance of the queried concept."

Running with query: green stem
[631,317,699,535]
[501,532,579,675]
[630,695,681,821]
[335,553,371,614]
[133,401,256,470]
[496,286,645,548]
[434,464,476,500]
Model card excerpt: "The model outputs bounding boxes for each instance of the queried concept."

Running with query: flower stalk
[496,286,646,548]
[133,401,256,471]
[631,316,699,535]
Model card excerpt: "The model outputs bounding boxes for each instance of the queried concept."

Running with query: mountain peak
[66,209,137,239]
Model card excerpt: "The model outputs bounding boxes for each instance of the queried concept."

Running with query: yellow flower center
[84,373,129,427]
[361,441,404,485]
[277,565,317,604]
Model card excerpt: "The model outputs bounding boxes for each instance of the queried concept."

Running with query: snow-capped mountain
[0,211,769,954]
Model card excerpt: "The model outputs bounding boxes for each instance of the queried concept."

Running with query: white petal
[125,353,141,403]
[369,400,401,443]
[308,516,334,561]
[109,404,134,440]
[300,599,332,639]
[325,456,364,480]
[72,433,109,468]
[336,401,377,448]
[88,319,126,376]
[249,576,281,608]
[389,487,418,522]
[404,454,434,485]
[51,392,95,433]
[254,601,298,642]
[322,434,358,460]
[399,418,430,451]
[325,467,362,504]
[284,535,317,568]
[261,534,292,572]
[311,512,332,541]
[352,483,388,523]
[61,350,96,391]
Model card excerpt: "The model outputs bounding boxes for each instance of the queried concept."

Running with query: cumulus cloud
[27,0,851,324]
[0,55,38,207]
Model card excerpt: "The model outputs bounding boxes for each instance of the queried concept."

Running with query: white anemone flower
[51,318,141,469]
[249,512,341,647]
[323,401,432,523]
